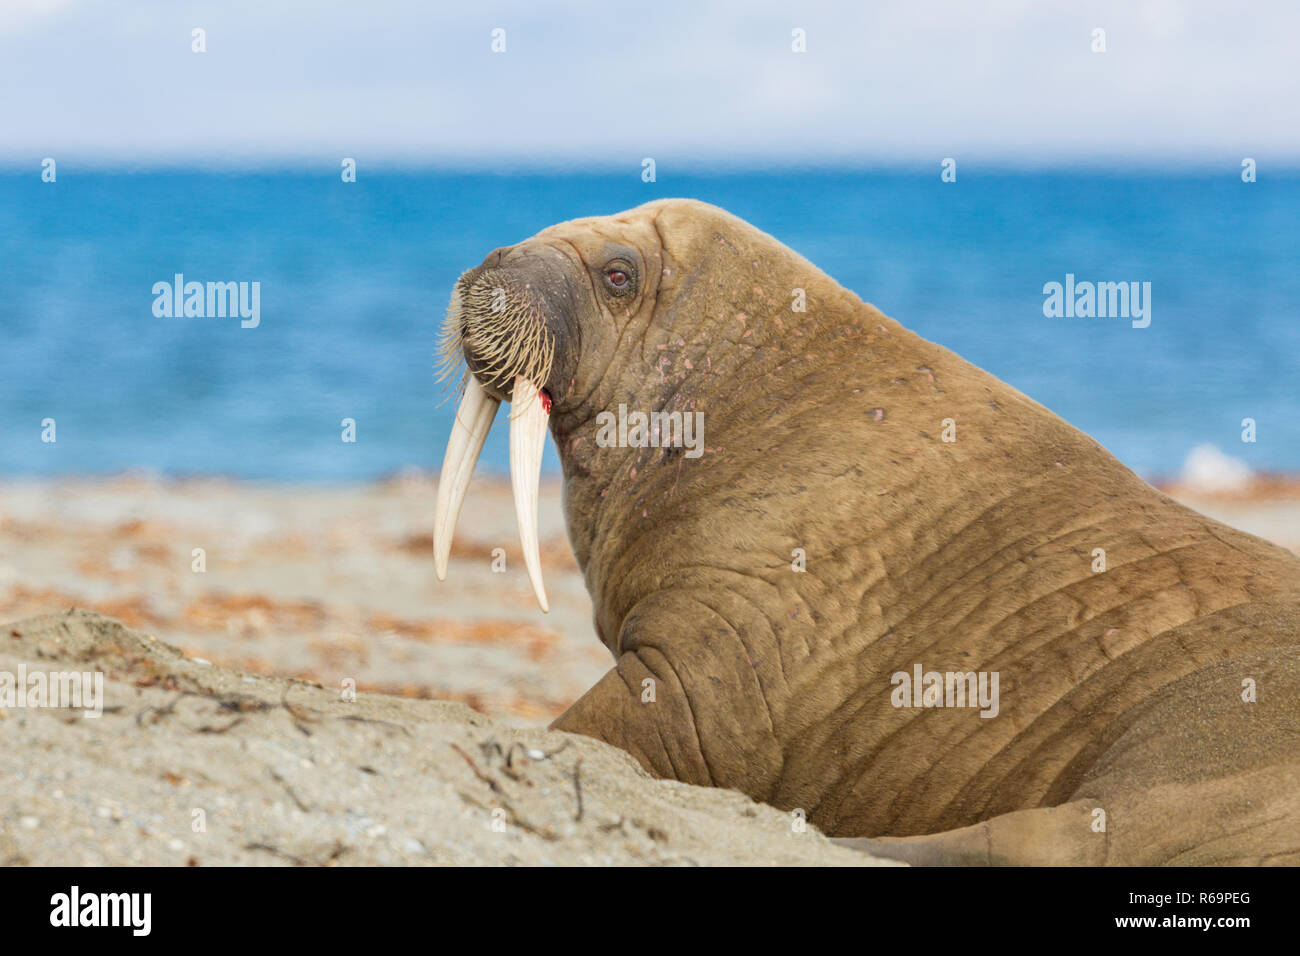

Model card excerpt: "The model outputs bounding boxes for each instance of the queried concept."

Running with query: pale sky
[2,0,1297,166]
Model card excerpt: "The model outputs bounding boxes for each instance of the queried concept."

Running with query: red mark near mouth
[539,388,553,414]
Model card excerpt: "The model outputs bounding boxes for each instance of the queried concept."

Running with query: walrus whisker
[433,295,471,408]
[436,275,556,418]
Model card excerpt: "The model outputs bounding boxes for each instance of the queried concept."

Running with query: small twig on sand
[451,742,502,793]
[535,739,571,760]
[572,756,584,822]
[135,691,192,727]
[245,842,309,866]
[267,767,312,813]
[194,715,246,734]
[244,841,349,866]
[280,687,318,736]
[337,714,412,736]
[457,791,559,843]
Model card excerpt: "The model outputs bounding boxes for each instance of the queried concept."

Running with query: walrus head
[436,198,890,629]
[434,205,670,612]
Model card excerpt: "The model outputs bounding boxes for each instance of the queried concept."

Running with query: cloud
[0,0,81,38]
[1,0,1297,165]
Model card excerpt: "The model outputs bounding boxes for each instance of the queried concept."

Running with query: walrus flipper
[551,600,793,802]
[550,652,713,784]
[831,801,1101,865]
[835,754,1300,866]
[836,645,1300,865]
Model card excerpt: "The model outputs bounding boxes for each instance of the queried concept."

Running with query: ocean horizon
[3,167,1297,482]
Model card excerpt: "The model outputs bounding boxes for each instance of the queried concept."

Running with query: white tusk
[509,375,550,612]
[434,377,500,580]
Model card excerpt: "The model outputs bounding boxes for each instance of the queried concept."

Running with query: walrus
[434,199,1300,865]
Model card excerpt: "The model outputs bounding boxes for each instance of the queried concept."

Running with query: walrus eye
[603,262,635,294]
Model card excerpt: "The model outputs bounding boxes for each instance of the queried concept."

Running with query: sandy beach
[0,472,605,727]
[2,609,895,866]
[3,471,1299,728]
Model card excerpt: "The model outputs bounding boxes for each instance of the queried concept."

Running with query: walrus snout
[434,241,588,614]
[451,245,581,404]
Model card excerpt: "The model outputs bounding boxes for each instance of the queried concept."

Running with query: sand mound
[0,610,891,867]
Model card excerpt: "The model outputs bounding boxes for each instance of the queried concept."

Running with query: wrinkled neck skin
[549,222,1300,835]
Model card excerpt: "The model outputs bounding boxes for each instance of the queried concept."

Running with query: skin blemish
[916,365,944,394]
[870,407,886,422]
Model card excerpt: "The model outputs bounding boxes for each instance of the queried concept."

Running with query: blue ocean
[2,169,1296,480]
